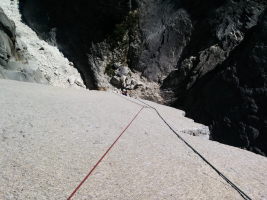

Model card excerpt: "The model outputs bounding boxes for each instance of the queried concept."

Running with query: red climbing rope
[67,106,145,200]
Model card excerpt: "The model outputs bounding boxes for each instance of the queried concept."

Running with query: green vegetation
[104,63,116,77]
[108,10,139,49]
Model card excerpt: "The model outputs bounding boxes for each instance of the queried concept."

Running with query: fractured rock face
[0,7,16,67]
[0,6,47,83]
[164,1,267,156]
[0,0,85,88]
[19,0,132,89]
[137,5,193,82]
[14,0,267,155]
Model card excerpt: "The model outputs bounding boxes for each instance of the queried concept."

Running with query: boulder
[110,75,122,88]
[115,66,130,77]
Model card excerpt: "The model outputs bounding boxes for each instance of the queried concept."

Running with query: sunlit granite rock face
[0,7,46,83]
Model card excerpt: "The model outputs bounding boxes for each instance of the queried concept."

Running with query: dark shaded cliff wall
[163,0,267,155]
[19,0,267,156]
[173,9,267,155]
[19,0,132,88]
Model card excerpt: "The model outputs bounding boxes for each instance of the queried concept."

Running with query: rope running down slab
[67,106,145,200]
[136,98,252,200]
